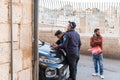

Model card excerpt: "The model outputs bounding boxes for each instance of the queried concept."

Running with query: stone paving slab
[76,55,120,80]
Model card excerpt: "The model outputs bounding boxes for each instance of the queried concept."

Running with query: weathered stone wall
[39,24,120,59]
[0,0,33,80]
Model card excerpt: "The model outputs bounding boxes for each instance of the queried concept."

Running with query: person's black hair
[94,28,100,33]
[55,30,62,36]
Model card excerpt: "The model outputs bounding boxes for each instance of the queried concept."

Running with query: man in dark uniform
[53,21,81,80]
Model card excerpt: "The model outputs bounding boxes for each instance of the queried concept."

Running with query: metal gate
[39,0,120,36]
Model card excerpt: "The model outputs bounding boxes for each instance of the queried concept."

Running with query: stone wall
[39,24,120,59]
[0,0,33,80]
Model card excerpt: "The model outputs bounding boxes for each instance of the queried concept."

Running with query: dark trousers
[67,54,79,80]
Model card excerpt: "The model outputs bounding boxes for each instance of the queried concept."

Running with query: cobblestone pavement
[76,55,120,80]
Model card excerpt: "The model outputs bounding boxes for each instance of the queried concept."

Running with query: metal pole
[34,0,39,80]
[10,0,13,80]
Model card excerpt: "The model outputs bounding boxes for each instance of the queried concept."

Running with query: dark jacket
[56,34,64,45]
[58,29,81,56]
[90,34,103,50]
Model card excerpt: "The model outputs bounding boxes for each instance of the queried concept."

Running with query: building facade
[39,0,120,59]
[0,0,33,80]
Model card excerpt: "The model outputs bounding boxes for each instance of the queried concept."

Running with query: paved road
[76,55,120,80]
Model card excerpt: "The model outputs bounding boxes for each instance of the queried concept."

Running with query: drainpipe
[33,0,39,80]
[10,0,13,80]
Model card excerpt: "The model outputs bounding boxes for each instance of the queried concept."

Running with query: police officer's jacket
[58,29,81,56]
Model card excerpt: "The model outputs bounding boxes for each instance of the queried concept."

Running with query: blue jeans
[92,53,104,75]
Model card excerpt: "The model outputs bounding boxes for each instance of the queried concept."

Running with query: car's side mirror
[39,41,45,47]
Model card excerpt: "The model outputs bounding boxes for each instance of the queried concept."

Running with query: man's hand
[51,43,58,49]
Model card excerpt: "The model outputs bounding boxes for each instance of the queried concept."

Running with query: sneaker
[92,73,99,76]
[100,75,104,79]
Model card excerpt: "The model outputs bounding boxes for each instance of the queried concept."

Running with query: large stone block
[13,50,23,72]
[20,0,32,4]
[13,24,19,41]
[13,41,20,50]
[20,24,32,49]
[13,73,17,80]
[18,68,31,80]
[12,0,20,3]
[0,24,10,42]
[19,24,32,68]
[12,3,22,24]
[39,31,57,43]
[0,24,19,42]
[0,2,8,23]
[22,49,32,69]
[0,63,9,80]
[1,0,8,2]
[21,1,32,24]
[0,43,10,64]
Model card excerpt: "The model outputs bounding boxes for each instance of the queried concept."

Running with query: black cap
[55,30,62,36]
[68,21,76,28]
